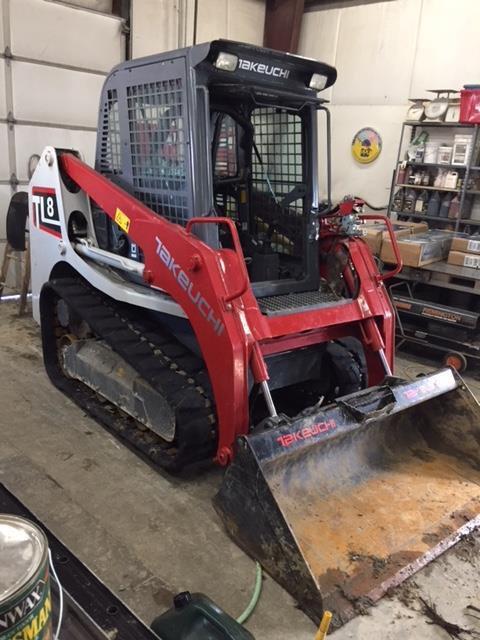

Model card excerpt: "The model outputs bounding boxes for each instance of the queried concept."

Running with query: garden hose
[236,562,263,624]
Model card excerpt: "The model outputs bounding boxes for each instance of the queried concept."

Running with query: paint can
[0,515,52,640]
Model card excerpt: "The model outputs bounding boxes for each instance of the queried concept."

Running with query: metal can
[0,516,52,640]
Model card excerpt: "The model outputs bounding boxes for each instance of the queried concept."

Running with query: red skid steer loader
[18,40,480,627]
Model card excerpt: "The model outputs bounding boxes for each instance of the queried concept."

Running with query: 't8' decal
[32,187,62,238]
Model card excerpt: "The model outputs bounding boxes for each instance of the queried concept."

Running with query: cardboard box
[450,236,480,255]
[447,250,480,268]
[381,231,452,267]
[362,221,428,255]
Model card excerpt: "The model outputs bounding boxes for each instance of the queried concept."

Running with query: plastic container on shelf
[460,86,480,124]
[448,194,461,219]
[427,191,441,216]
[414,190,429,213]
[439,192,453,218]
[434,169,447,188]
[424,142,439,164]
[404,189,416,213]
[392,187,405,212]
[396,164,406,184]
[444,171,459,189]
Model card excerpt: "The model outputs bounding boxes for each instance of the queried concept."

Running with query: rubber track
[41,276,217,471]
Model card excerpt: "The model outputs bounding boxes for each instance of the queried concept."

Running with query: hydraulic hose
[354,196,388,211]
[236,562,263,624]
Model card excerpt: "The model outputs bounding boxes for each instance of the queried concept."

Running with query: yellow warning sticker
[115,207,130,233]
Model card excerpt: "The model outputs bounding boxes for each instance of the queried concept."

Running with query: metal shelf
[389,121,480,241]
[401,161,468,170]
[394,261,480,297]
[404,121,477,128]
[395,211,480,225]
[394,212,455,223]
[396,183,460,192]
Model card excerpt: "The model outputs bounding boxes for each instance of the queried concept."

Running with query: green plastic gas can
[151,592,255,640]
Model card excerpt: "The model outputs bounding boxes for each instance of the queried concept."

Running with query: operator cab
[94,40,336,299]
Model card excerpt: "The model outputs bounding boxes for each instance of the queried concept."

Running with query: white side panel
[327,105,405,205]
[196,0,265,45]
[0,60,6,118]
[332,0,421,106]
[131,0,180,58]
[11,0,123,72]
[298,8,340,102]
[0,124,9,179]
[15,126,97,181]
[12,61,104,127]
[411,0,480,96]
[30,148,184,323]
[0,186,13,240]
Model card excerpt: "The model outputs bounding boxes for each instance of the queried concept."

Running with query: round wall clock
[351,128,382,164]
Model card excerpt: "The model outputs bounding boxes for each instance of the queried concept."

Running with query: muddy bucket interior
[214,369,480,627]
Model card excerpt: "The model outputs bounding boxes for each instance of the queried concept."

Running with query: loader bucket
[214,368,480,627]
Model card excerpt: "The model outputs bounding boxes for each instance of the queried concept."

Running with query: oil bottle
[439,192,452,218]
[427,191,441,217]
[404,188,417,214]
[392,187,405,212]
[414,190,429,213]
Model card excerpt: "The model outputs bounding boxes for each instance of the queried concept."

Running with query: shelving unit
[385,120,480,369]
[387,121,480,232]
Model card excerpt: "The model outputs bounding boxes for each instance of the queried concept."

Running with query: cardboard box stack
[381,230,453,268]
[447,236,480,269]
[362,220,428,256]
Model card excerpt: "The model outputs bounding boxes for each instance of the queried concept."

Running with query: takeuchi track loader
[21,40,480,627]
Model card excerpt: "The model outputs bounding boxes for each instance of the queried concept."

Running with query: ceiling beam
[263,0,305,54]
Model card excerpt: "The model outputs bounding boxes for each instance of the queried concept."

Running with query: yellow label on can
[115,208,130,233]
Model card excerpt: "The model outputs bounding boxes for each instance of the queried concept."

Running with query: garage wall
[299,0,480,205]
[195,0,265,45]
[131,0,265,59]
[0,0,125,238]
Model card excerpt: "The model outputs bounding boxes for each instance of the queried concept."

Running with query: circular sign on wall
[351,127,382,164]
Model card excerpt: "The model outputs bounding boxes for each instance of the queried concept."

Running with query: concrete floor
[1,302,480,639]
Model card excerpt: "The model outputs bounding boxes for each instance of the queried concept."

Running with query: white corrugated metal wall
[0,0,125,237]
[131,0,265,59]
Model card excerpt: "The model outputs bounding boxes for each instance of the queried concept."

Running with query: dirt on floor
[1,302,480,639]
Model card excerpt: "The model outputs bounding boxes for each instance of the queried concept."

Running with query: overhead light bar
[214,52,238,72]
[309,73,328,91]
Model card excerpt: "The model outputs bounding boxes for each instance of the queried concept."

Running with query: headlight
[309,73,328,91]
[214,52,238,72]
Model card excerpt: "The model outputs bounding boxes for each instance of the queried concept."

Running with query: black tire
[6,191,29,251]
[337,336,367,381]
[326,340,365,398]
